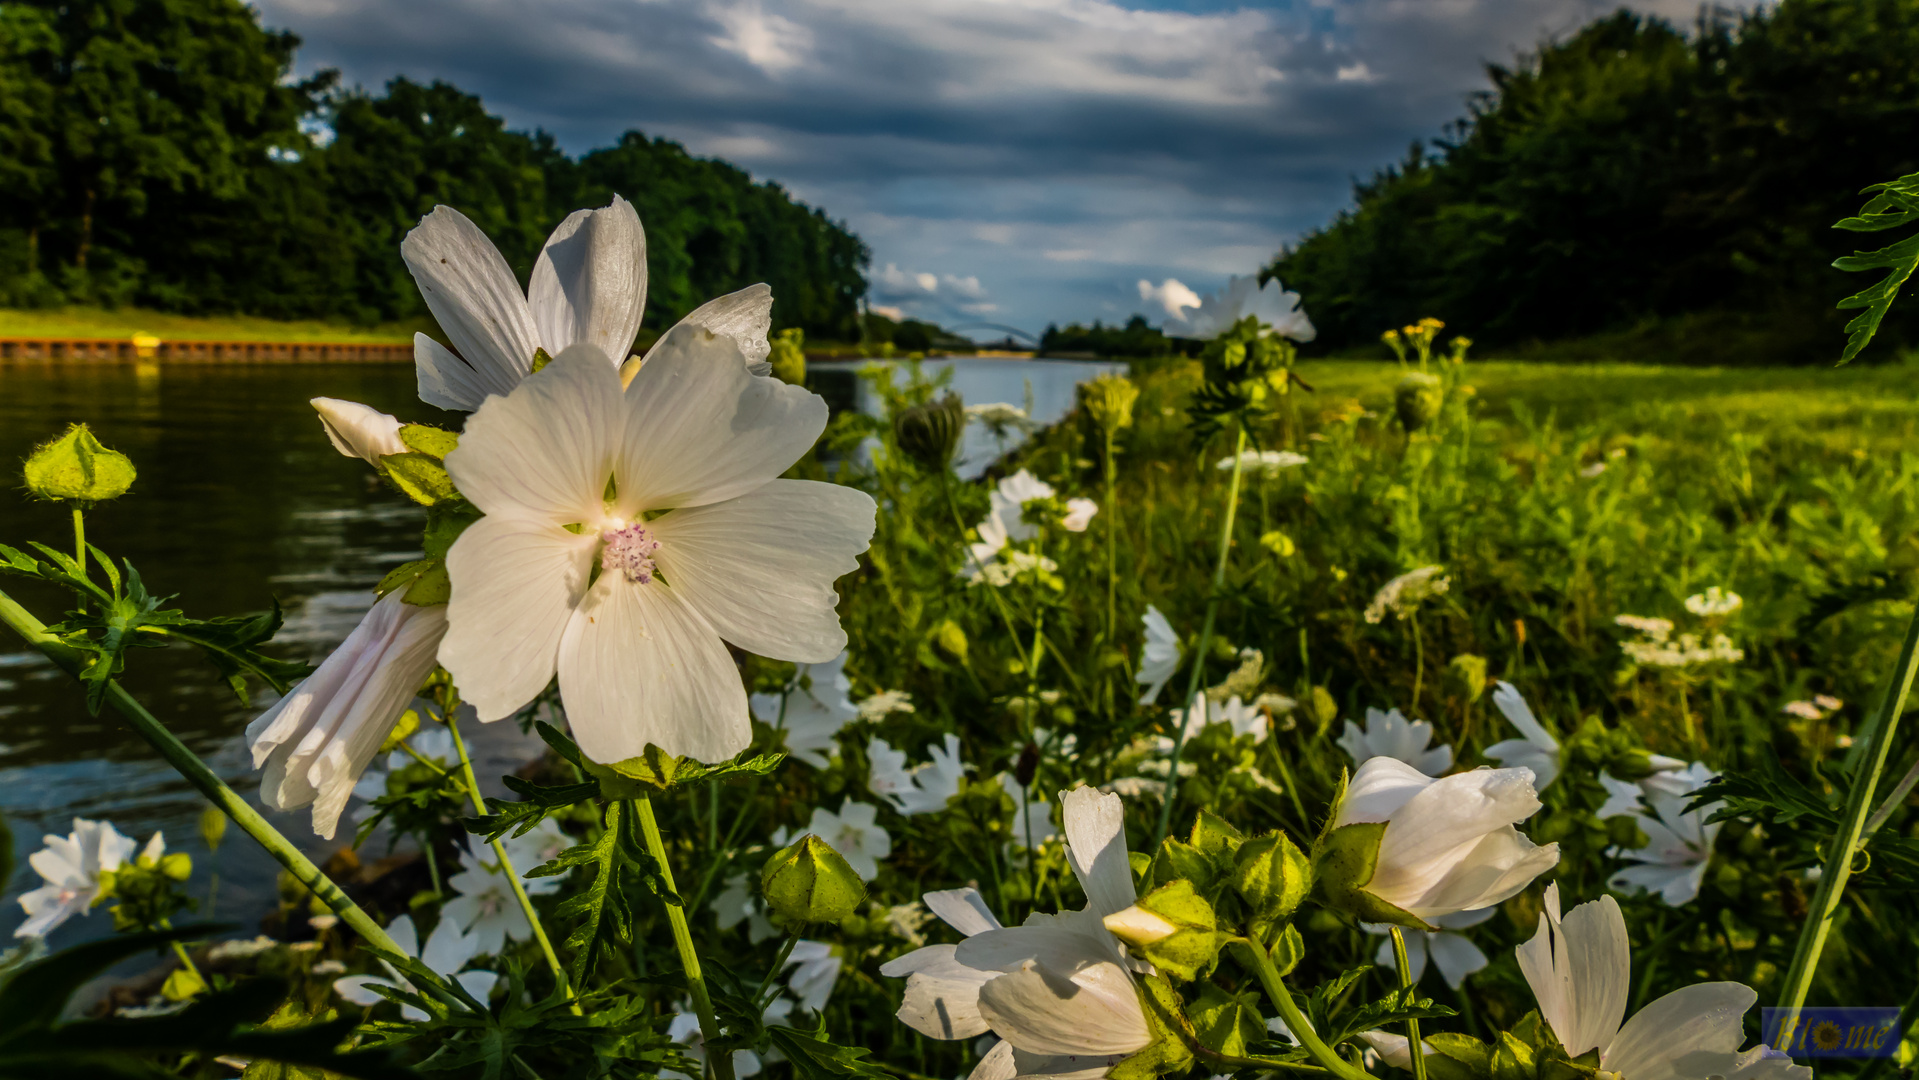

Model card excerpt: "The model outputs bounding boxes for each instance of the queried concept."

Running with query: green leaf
[402,562,451,605]
[526,801,677,985]
[1832,172,1919,364]
[1190,983,1265,1058]
[399,423,460,461]
[423,501,483,559]
[763,1012,890,1080]
[381,452,459,506]
[1311,821,1432,931]
[462,777,601,843]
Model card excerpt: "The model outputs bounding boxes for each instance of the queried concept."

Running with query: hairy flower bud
[23,423,135,504]
[1081,373,1140,434]
[1232,831,1311,922]
[1102,879,1228,981]
[893,393,966,473]
[1394,372,1443,432]
[763,834,866,927]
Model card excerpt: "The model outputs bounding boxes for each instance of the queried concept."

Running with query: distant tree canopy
[1268,0,1919,362]
[1040,316,1185,359]
[0,0,868,339]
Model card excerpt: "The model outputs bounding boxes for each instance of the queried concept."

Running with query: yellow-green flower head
[23,423,136,504]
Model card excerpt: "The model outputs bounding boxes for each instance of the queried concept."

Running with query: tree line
[1267,0,1919,363]
[0,0,870,339]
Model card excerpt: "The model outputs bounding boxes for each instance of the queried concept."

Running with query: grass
[0,305,432,344]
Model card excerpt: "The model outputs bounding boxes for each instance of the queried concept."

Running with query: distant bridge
[944,322,1039,345]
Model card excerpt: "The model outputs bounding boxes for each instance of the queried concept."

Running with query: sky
[254,0,1749,340]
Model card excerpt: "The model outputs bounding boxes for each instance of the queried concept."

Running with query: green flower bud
[1080,373,1139,434]
[198,806,227,854]
[1148,837,1217,894]
[769,328,807,385]
[1394,372,1443,432]
[762,834,866,927]
[1102,879,1228,981]
[1190,984,1266,1058]
[934,618,969,662]
[159,852,193,881]
[23,423,136,504]
[1312,820,1433,932]
[1444,654,1488,704]
[1304,685,1338,731]
[892,393,965,473]
[1231,831,1311,923]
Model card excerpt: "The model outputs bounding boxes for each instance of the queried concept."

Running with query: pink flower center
[601,521,662,584]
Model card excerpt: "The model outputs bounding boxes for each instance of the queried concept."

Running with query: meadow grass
[0,305,431,343]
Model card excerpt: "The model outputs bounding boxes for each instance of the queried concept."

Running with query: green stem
[1235,939,1375,1080]
[1154,425,1249,845]
[0,587,438,992]
[1775,602,1919,1022]
[1862,752,1919,837]
[71,507,86,577]
[445,708,580,1015]
[755,933,801,1010]
[1409,616,1424,719]
[634,794,738,1080]
[1390,928,1427,1080]
[169,937,206,991]
[941,473,1026,653]
[1104,427,1119,647]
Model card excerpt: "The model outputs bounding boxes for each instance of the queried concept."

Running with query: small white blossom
[1363,908,1494,989]
[1216,449,1309,478]
[334,915,498,1022]
[1684,586,1743,618]
[1614,614,1674,640]
[1364,566,1450,624]
[1610,763,1721,906]
[1338,707,1452,776]
[786,940,844,1012]
[966,402,1039,437]
[1061,497,1099,532]
[751,652,861,770]
[967,549,1059,588]
[869,734,966,815]
[16,819,142,939]
[990,470,1055,543]
[886,902,935,946]
[441,836,562,955]
[857,689,916,722]
[1135,605,1181,705]
[802,801,893,880]
[712,873,779,943]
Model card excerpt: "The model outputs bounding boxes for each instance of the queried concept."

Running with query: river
[0,355,1118,943]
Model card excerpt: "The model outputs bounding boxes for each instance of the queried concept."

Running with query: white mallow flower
[1593,756,1693,819]
[436,333,876,766]
[402,198,778,411]
[1514,883,1807,1080]
[1159,695,1267,747]
[1485,682,1560,789]
[1334,757,1560,920]
[803,801,893,880]
[1164,275,1316,342]
[785,940,845,1012]
[1216,449,1309,478]
[1061,497,1099,532]
[312,398,407,466]
[750,652,859,769]
[667,997,792,1080]
[1135,605,1181,705]
[990,470,1055,543]
[869,734,966,815]
[1610,763,1722,906]
[1363,908,1494,989]
[712,872,779,943]
[1337,707,1452,776]
[442,836,563,956]
[15,819,142,939]
[884,788,1153,1080]
[248,590,449,839]
[502,816,570,872]
[335,914,498,1021]
[999,773,1060,852]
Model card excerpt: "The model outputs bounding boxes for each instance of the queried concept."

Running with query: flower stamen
[601,521,662,584]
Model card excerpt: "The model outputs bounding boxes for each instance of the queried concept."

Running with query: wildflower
[999,773,1060,851]
[965,402,1038,437]
[248,591,449,839]
[857,689,916,722]
[1578,461,1608,479]
[990,470,1055,543]
[1364,566,1449,624]
[798,801,893,881]
[1814,693,1844,711]
[1161,695,1268,747]
[880,886,1005,1045]
[1363,907,1494,989]
[968,549,1059,588]
[403,199,778,411]
[1215,449,1309,478]
[502,816,570,872]
[1515,884,1806,1080]
[1103,776,1166,800]
[1613,614,1674,640]
[1781,700,1823,721]
[1135,605,1181,705]
[1337,707,1452,776]
[750,652,860,770]
[869,734,966,815]
[1484,682,1560,789]
[1207,647,1265,702]
[785,939,845,1012]
[1330,757,1559,921]
[667,998,784,1079]
[886,902,935,946]
[441,836,562,955]
[1061,497,1099,532]
[1684,586,1744,618]
[1164,275,1316,342]
[1610,763,1721,906]
[206,935,280,963]
[436,335,876,767]
[312,398,407,466]
[712,872,779,943]
[333,914,498,1022]
[15,818,140,939]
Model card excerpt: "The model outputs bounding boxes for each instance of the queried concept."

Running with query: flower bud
[1444,654,1488,705]
[934,618,968,662]
[769,328,807,385]
[198,806,227,854]
[1232,831,1311,922]
[1394,372,1443,432]
[1081,373,1139,434]
[893,393,965,473]
[1102,879,1227,981]
[762,834,866,927]
[23,423,135,504]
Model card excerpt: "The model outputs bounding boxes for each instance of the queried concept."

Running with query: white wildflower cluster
[965,401,1038,436]
[1684,586,1744,617]
[963,469,1094,587]
[857,689,916,722]
[1781,694,1843,721]
[1364,565,1450,624]
[869,733,965,815]
[1615,614,1744,667]
[1215,449,1309,478]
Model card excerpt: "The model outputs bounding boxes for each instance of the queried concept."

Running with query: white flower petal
[444,344,627,522]
[925,887,1004,938]
[421,915,479,977]
[456,969,500,1005]
[1426,931,1487,989]
[1333,756,1432,826]
[650,480,875,663]
[617,323,828,512]
[387,915,421,959]
[1061,787,1135,919]
[334,974,402,1009]
[402,206,540,396]
[882,943,996,1039]
[556,572,751,765]
[440,517,597,723]
[414,333,495,413]
[1609,860,1707,907]
[663,283,776,375]
[1492,682,1558,750]
[976,962,1151,1057]
[955,912,1118,976]
[312,398,407,466]
[1602,983,1755,1080]
[969,1040,1016,1080]
[528,196,647,363]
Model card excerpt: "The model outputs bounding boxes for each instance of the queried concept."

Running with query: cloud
[1138,278,1202,319]
[869,304,904,320]
[871,262,994,319]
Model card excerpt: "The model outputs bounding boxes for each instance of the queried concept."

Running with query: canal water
[0,355,1117,943]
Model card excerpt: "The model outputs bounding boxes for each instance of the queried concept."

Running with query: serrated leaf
[462,778,600,843]
[763,1013,891,1080]
[400,423,460,461]
[381,452,458,505]
[1833,172,1919,363]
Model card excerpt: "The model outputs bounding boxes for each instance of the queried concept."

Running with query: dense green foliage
[0,0,868,337]
[1040,315,1187,358]
[1269,0,1919,363]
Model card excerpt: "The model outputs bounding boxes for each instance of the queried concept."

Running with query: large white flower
[870,734,966,815]
[1136,605,1181,705]
[436,332,876,766]
[1334,757,1560,920]
[15,818,141,939]
[1515,883,1806,1080]
[442,836,563,956]
[800,801,894,880]
[786,940,845,1012]
[881,887,1006,1043]
[334,914,498,1022]
[1337,707,1452,776]
[990,470,1055,543]
[712,872,779,943]
[1485,682,1560,789]
[248,591,450,839]
[1163,275,1316,342]
[1610,764,1721,906]
[402,199,778,412]
[1363,908,1494,989]
[751,652,860,770]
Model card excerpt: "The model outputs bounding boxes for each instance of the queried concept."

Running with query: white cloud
[973,224,1016,245]
[1336,62,1375,83]
[870,304,904,320]
[1138,278,1202,319]
[704,0,812,75]
[872,262,994,319]
[1043,249,1096,262]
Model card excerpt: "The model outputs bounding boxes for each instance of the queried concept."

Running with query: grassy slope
[0,306,433,344]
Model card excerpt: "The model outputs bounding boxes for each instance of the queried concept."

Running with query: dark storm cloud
[256,0,1752,334]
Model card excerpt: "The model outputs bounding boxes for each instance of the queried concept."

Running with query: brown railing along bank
[0,337,412,363]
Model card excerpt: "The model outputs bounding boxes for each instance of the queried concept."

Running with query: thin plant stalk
[940,474,1025,652]
[1409,615,1425,719]
[634,794,738,1080]
[444,707,581,1015]
[1774,603,1919,1025]
[1154,425,1249,845]
[1390,928,1427,1080]
[1862,752,1919,837]
[0,587,441,992]
[1104,426,1120,647]
[1234,939,1375,1080]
